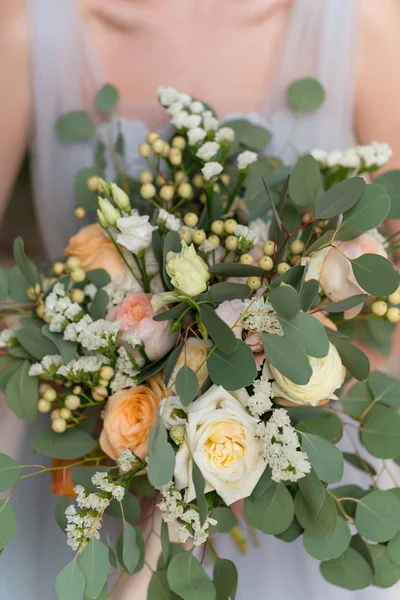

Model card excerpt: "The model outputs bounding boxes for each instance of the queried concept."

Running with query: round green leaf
[105,493,140,521]
[320,547,373,590]
[175,365,198,406]
[7,265,30,302]
[55,560,86,600]
[387,532,400,566]
[208,263,264,277]
[342,453,377,477]
[267,285,300,320]
[279,311,329,358]
[15,326,58,360]
[351,254,399,296]
[79,539,109,599]
[245,472,295,535]
[0,500,17,550]
[260,334,312,385]
[355,490,400,542]
[275,518,303,542]
[209,507,238,534]
[148,570,172,600]
[315,177,365,220]
[368,543,400,588]
[0,267,8,300]
[289,154,323,206]
[375,169,400,218]
[30,429,97,459]
[121,520,140,575]
[325,294,368,314]
[299,279,320,311]
[341,380,373,418]
[199,305,238,354]
[0,453,22,493]
[207,339,257,390]
[298,468,326,517]
[303,517,351,560]
[55,496,69,532]
[94,84,119,115]
[208,282,250,303]
[341,184,390,231]
[147,418,175,487]
[57,110,96,143]
[329,336,370,381]
[6,361,39,423]
[368,370,400,409]
[360,404,400,459]
[297,413,342,444]
[167,552,216,600]
[89,289,109,320]
[287,77,325,112]
[213,558,238,600]
[295,489,337,535]
[13,237,39,286]
[300,432,344,483]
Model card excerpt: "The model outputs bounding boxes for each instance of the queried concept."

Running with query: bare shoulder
[0,0,29,46]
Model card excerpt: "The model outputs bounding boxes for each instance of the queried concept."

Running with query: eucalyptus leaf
[303,517,351,561]
[55,496,69,532]
[315,178,365,220]
[15,326,58,360]
[209,507,238,534]
[94,84,119,114]
[207,339,257,390]
[175,365,198,406]
[74,167,103,210]
[351,254,399,296]
[342,452,377,477]
[161,520,171,567]
[86,269,111,288]
[0,267,8,300]
[368,542,400,588]
[42,326,77,361]
[267,285,300,320]
[136,346,175,384]
[306,229,335,255]
[147,570,173,600]
[0,356,22,390]
[355,490,400,542]
[368,370,400,408]
[299,279,320,311]
[325,294,368,314]
[7,265,30,302]
[0,500,17,550]
[375,169,400,218]
[341,184,390,231]
[279,311,329,358]
[163,231,182,290]
[164,340,185,386]
[296,413,343,444]
[13,237,39,286]
[360,404,400,459]
[5,361,38,422]
[167,552,216,600]
[200,305,238,354]
[0,453,22,493]
[300,432,344,483]
[340,380,373,418]
[320,547,373,590]
[208,263,264,277]
[147,418,175,486]
[224,118,271,152]
[329,335,370,381]
[79,539,109,599]
[275,518,304,543]
[208,282,250,303]
[89,289,109,320]
[287,77,325,112]
[30,429,97,459]
[121,520,141,575]
[213,558,238,600]
[289,155,322,206]
[260,334,312,384]
[298,468,326,517]
[105,493,140,521]
[57,110,96,143]
[271,265,305,289]
[295,489,337,535]
[192,463,208,525]
[55,560,86,600]
[387,532,400,567]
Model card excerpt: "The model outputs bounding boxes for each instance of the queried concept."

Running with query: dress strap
[263,0,358,162]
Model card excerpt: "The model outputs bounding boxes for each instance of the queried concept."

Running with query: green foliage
[275,518,304,542]
[271,265,305,288]
[200,305,238,354]
[0,356,22,389]
[13,237,39,286]
[105,493,140,521]
[298,468,326,517]
[279,311,329,358]
[42,326,77,361]
[89,290,109,320]
[30,429,97,459]
[296,413,343,444]
[71,466,110,492]
[0,453,22,493]
[368,543,400,588]
[289,155,323,206]
[287,77,325,112]
[121,520,141,575]
[342,453,377,477]
[341,183,390,231]
[167,551,216,600]
[210,507,238,534]
[136,346,175,384]
[303,517,351,560]
[368,370,400,408]
[162,231,182,290]
[79,539,109,599]
[57,111,96,143]
[329,335,370,381]
[86,269,111,288]
[315,178,365,220]
[295,489,337,535]
[207,339,257,390]
[305,229,335,254]
[94,84,119,115]
[320,547,373,590]
[244,468,294,535]
[55,496,69,532]
[164,340,185,385]
[6,361,38,422]
[55,560,86,600]
[213,558,238,600]
[260,334,312,384]
[161,520,171,567]
[15,325,58,360]
[299,279,319,311]
[267,285,300,320]
[355,491,400,542]
[175,365,198,406]
[147,418,175,486]
[340,380,373,418]
[360,404,400,458]
[192,463,208,525]
[223,118,271,153]
[0,500,17,550]
[74,167,103,210]
[325,294,368,314]
[300,432,344,483]
[0,267,8,300]
[208,263,264,277]
[208,282,250,303]
[375,169,400,218]
[351,254,400,296]
[147,570,173,600]
[7,265,30,302]
[387,531,400,567]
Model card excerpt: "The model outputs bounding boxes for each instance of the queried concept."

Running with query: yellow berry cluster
[371,285,400,323]
[245,241,290,290]
[52,256,86,283]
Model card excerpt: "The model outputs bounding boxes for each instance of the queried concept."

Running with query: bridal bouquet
[1,78,400,598]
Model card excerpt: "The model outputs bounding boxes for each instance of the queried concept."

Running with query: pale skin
[1,0,400,596]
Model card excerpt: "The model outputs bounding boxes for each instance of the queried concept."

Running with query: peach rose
[305,230,387,319]
[108,292,177,361]
[65,223,125,277]
[100,377,164,461]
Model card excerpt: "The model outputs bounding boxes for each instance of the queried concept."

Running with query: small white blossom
[196,141,220,162]
[57,355,109,381]
[29,354,63,377]
[198,240,215,254]
[122,331,142,348]
[77,319,120,352]
[64,314,93,342]
[188,127,207,146]
[240,297,283,335]
[248,376,273,417]
[116,346,139,378]
[157,86,179,107]
[167,101,184,116]
[234,224,259,246]
[171,111,189,129]
[84,284,98,300]
[185,114,202,129]
[190,101,205,114]
[202,110,219,132]
[201,162,223,181]
[158,208,182,232]
[310,149,328,165]
[159,395,187,429]
[178,93,192,107]
[110,372,136,393]
[238,150,258,170]
[116,210,157,255]
[118,448,136,473]
[248,219,271,243]
[257,409,311,482]
[215,127,235,143]
[64,303,83,321]
[0,329,16,348]
[91,472,126,501]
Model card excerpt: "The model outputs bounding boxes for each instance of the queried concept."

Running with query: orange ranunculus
[100,376,164,461]
[50,459,77,498]
[65,223,125,277]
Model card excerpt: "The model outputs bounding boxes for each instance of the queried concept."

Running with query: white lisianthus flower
[263,342,343,406]
[188,127,207,146]
[171,111,189,129]
[0,329,16,348]
[202,111,219,132]
[237,150,258,170]
[167,101,184,117]
[215,127,235,143]
[185,114,202,129]
[166,241,210,296]
[116,210,157,254]
[157,86,179,107]
[159,395,187,430]
[178,92,192,106]
[190,101,205,114]
[196,141,220,162]
[201,162,223,181]
[174,385,265,506]
[158,208,182,232]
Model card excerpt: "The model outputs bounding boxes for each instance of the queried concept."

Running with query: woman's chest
[77,0,291,118]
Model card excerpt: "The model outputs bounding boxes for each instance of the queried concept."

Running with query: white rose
[166,241,210,296]
[174,385,265,505]
[196,141,220,162]
[237,150,258,170]
[188,127,207,146]
[215,127,235,143]
[116,211,157,255]
[264,342,343,406]
[201,162,223,181]
[159,395,187,430]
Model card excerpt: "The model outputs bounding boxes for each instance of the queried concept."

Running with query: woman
[0,1,400,598]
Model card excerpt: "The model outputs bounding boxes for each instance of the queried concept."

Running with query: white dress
[0,0,399,598]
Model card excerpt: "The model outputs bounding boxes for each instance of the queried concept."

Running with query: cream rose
[174,385,265,506]
[166,241,210,296]
[305,230,387,318]
[264,342,343,406]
